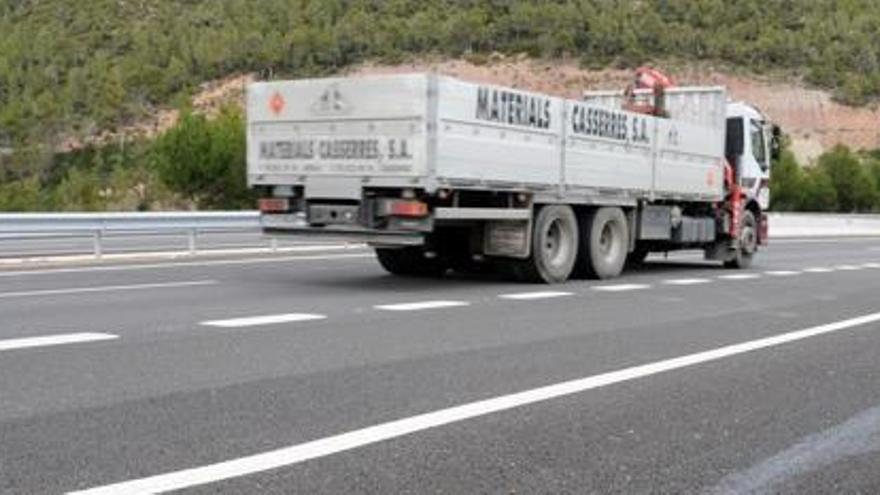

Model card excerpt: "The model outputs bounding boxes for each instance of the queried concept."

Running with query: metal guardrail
[0,211,261,258]
[767,212,880,238]
[0,211,879,260]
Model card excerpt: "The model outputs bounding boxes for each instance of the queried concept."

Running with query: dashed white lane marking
[718,273,762,280]
[662,278,711,286]
[0,280,217,300]
[835,265,861,271]
[69,310,880,495]
[201,313,327,328]
[863,262,880,268]
[375,300,470,311]
[499,291,574,300]
[0,333,118,352]
[802,267,834,273]
[592,284,651,292]
[764,270,801,277]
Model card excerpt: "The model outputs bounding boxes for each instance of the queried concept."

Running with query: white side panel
[583,87,727,130]
[433,78,564,186]
[583,86,726,199]
[247,74,430,182]
[653,119,725,198]
[563,101,655,192]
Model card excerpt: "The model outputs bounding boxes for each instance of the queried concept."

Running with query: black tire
[436,228,494,276]
[574,207,630,280]
[507,205,579,284]
[449,255,494,275]
[625,246,650,269]
[375,247,448,277]
[724,210,757,269]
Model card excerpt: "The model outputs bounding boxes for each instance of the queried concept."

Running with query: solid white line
[718,273,762,280]
[498,291,574,300]
[802,267,834,273]
[0,280,216,300]
[662,278,711,286]
[0,253,373,278]
[69,310,880,495]
[0,333,118,352]
[591,284,651,292]
[764,270,801,277]
[374,301,470,311]
[201,313,327,328]
[0,243,365,267]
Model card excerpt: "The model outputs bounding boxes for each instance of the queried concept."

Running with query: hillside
[3,0,880,166]
[3,0,880,213]
[61,57,880,165]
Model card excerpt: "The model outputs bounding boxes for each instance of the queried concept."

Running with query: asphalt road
[2,238,880,494]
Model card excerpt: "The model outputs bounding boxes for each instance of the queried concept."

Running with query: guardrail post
[188,228,197,255]
[93,230,103,259]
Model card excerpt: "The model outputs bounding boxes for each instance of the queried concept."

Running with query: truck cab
[726,102,774,212]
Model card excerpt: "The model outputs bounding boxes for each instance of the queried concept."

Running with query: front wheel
[724,210,757,269]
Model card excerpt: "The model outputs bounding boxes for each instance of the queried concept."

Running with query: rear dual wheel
[504,205,630,283]
[379,205,631,284]
[574,207,629,280]
[504,205,579,284]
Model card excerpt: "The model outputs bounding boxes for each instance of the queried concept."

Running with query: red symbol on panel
[269,92,285,115]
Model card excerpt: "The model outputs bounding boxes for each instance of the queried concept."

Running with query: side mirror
[725,118,744,158]
[770,124,782,161]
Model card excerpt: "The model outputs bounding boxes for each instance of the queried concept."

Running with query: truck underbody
[259,185,767,284]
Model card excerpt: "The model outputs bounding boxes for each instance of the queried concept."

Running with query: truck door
[726,115,771,211]
[745,118,771,210]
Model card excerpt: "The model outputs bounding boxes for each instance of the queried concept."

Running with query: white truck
[247,73,777,283]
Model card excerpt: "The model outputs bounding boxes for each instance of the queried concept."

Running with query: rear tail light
[259,198,290,213]
[389,200,428,217]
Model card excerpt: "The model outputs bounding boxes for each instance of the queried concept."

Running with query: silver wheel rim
[741,217,757,254]
[598,220,620,263]
[543,217,573,268]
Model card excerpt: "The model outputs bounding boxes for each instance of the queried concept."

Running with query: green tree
[817,144,877,212]
[151,106,252,209]
[53,167,106,211]
[799,167,838,212]
[0,177,42,211]
[769,149,803,211]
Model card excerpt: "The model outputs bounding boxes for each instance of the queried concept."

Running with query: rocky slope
[96,58,880,165]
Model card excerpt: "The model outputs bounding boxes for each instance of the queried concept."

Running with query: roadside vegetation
[771,146,880,213]
[0,107,253,211]
[2,0,880,211]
